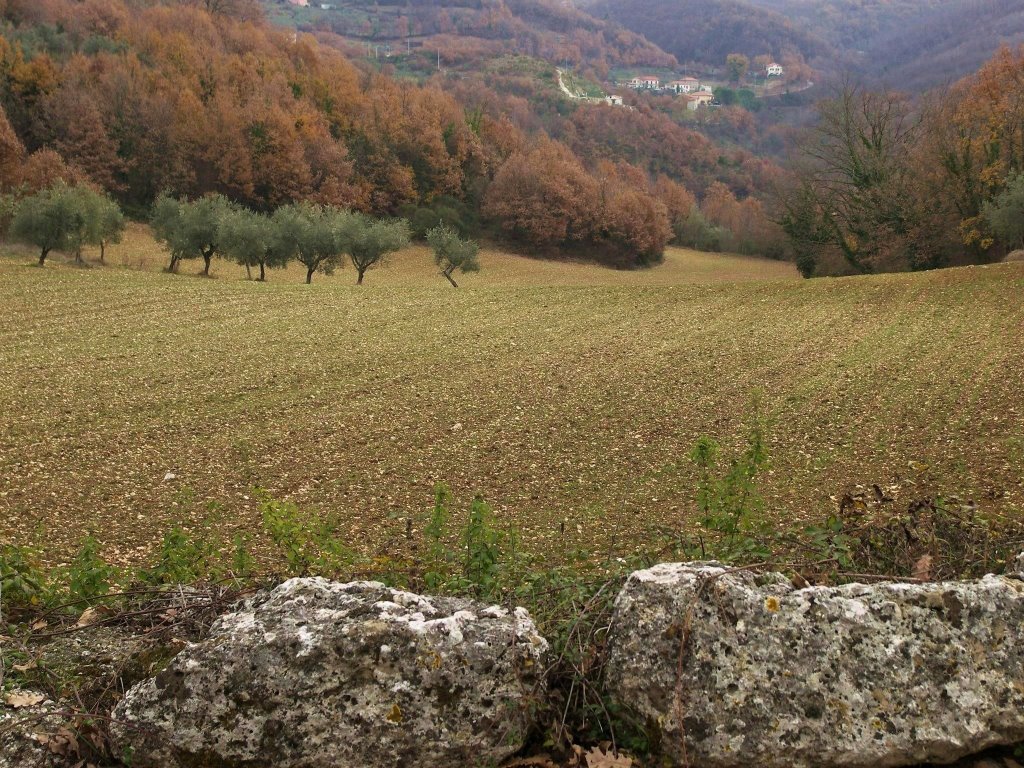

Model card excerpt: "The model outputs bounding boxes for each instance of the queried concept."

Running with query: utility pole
[437,48,441,71]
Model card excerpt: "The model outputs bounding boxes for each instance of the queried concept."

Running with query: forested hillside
[582,0,1024,92]
[580,0,823,73]
[749,0,1024,89]
[263,0,676,78]
[0,0,788,267]
[778,45,1024,276]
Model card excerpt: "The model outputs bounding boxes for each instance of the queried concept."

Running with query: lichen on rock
[606,562,1024,768]
[110,578,548,768]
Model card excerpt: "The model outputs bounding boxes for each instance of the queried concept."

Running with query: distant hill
[748,0,1024,89]
[261,0,677,73]
[578,0,826,70]
[577,0,1024,91]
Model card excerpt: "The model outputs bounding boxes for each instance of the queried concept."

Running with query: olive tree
[151,192,232,275]
[8,184,113,266]
[218,207,290,281]
[91,195,126,264]
[273,202,345,284]
[341,213,410,285]
[426,223,480,287]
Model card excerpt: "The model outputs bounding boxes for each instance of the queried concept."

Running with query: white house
[605,95,624,106]
[765,62,783,77]
[666,77,700,94]
[628,75,661,90]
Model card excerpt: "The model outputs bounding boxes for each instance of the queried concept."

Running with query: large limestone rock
[111,578,548,768]
[606,562,1024,768]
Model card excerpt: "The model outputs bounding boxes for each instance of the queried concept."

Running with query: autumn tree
[598,183,672,266]
[340,213,410,285]
[928,46,1024,257]
[151,193,233,275]
[780,84,929,274]
[653,175,697,238]
[40,86,124,192]
[17,148,88,195]
[0,104,24,190]
[427,223,480,287]
[483,140,599,250]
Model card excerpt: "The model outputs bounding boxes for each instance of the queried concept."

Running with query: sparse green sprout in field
[427,223,480,287]
[9,183,122,266]
[340,213,411,285]
[151,192,233,275]
[218,207,290,281]
[273,202,343,284]
[983,172,1024,250]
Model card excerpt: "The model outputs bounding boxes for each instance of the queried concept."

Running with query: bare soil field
[2,232,1022,571]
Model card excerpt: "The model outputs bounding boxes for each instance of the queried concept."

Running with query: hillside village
[623,61,784,109]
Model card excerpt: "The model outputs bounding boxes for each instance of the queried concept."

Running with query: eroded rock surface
[111,578,547,768]
[1,696,61,768]
[606,562,1024,768]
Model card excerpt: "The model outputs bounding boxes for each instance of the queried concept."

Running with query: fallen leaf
[501,757,558,768]
[4,690,46,708]
[30,619,48,631]
[46,727,79,758]
[912,554,933,581]
[12,661,38,673]
[77,605,113,627]
[585,746,634,767]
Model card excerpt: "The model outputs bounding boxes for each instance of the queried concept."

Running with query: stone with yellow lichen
[110,578,548,768]
[606,562,1024,768]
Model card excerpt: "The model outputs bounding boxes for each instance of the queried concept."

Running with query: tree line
[0,0,713,269]
[779,46,1024,276]
[6,184,480,285]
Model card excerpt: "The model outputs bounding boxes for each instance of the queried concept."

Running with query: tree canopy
[8,183,119,266]
[342,214,411,285]
[151,194,233,275]
[427,224,481,287]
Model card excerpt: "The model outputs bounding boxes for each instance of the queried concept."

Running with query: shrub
[260,491,358,576]
[0,543,50,612]
[673,209,727,252]
[139,527,218,585]
[64,535,119,603]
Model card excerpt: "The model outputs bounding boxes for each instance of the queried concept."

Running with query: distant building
[765,62,784,77]
[628,75,661,90]
[288,0,309,6]
[666,77,700,94]
[606,95,624,106]
[686,91,714,110]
